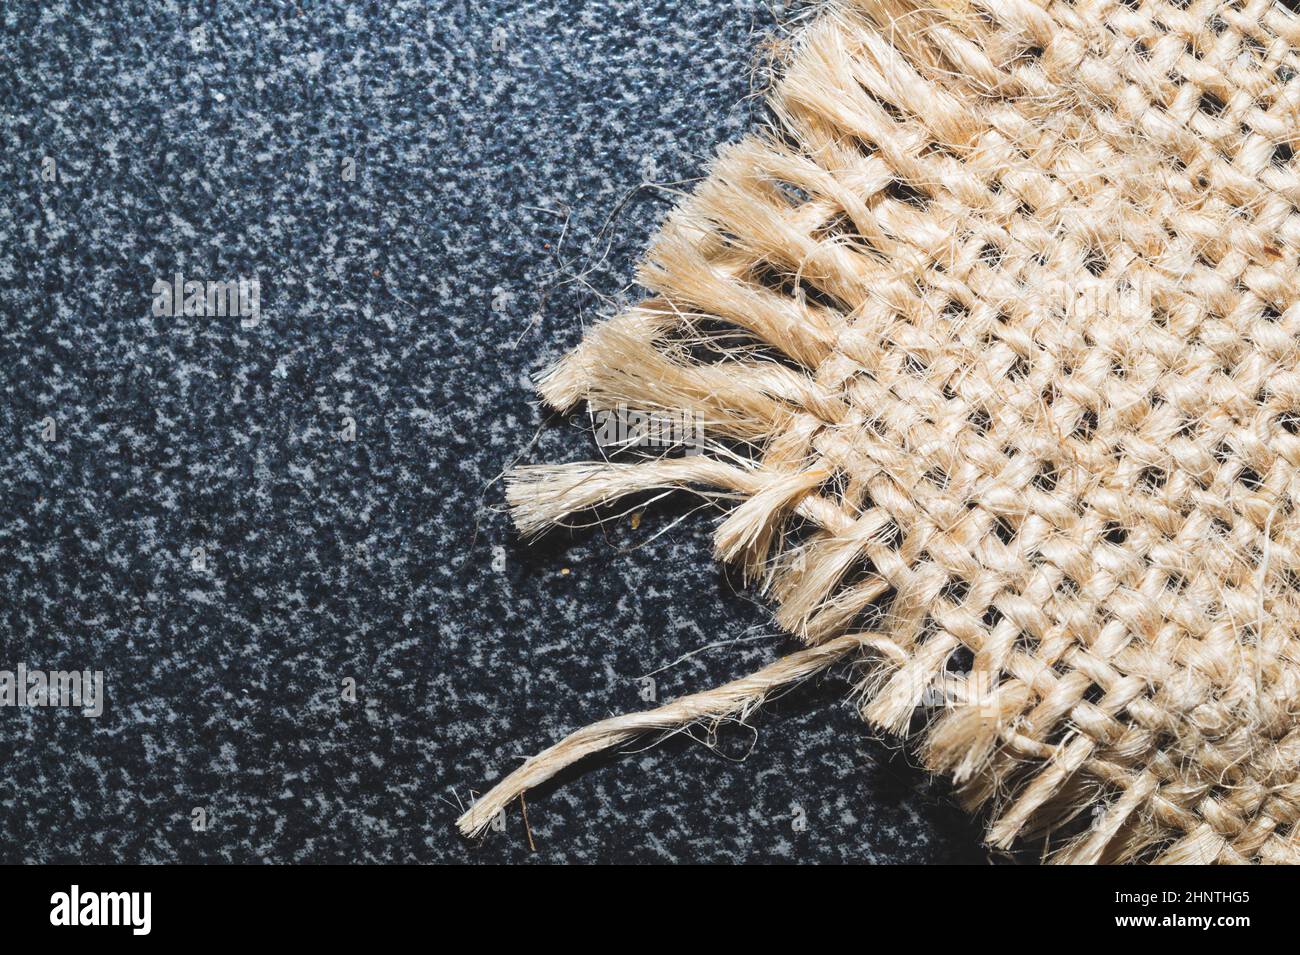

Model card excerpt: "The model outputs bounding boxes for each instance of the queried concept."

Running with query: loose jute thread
[461,0,1300,864]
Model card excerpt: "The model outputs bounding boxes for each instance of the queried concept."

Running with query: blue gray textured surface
[0,0,988,862]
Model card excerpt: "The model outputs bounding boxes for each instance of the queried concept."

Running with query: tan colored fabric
[464,0,1300,863]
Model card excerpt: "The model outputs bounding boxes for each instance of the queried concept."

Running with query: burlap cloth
[461,0,1300,864]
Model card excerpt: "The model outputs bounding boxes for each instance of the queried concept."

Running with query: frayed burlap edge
[459,0,1300,864]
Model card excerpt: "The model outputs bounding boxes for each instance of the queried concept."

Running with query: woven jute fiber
[461,0,1300,864]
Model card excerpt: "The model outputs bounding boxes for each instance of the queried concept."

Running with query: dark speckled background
[0,0,991,863]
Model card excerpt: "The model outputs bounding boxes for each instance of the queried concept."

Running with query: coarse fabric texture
[465,0,1300,863]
